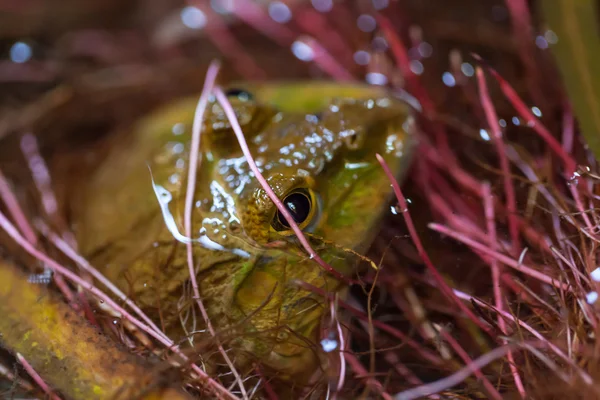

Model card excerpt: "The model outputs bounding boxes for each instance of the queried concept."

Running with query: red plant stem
[298,35,355,81]
[502,0,544,107]
[37,221,169,343]
[438,330,502,400]
[0,360,34,392]
[214,86,351,284]
[294,280,445,367]
[231,0,296,47]
[481,62,577,176]
[482,183,526,398]
[476,67,520,255]
[191,2,266,80]
[295,8,354,65]
[344,353,393,400]
[0,170,76,307]
[393,344,527,400]
[453,289,594,386]
[562,102,575,154]
[377,16,453,158]
[16,353,61,400]
[254,365,279,400]
[330,298,346,394]
[0,171,37,244]
[382,352,434,396]
[429,222,569,291]
[183,62,247,399]
[0,210,237,400]
[376,16,433,113]
[376,154,494,336]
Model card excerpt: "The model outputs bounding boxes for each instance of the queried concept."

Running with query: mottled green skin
[71,82,414,379]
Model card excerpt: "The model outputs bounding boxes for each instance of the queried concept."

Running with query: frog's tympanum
[71,82,414,381]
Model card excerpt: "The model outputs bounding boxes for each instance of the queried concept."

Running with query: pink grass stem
[376,154,494,335]
[231,0,296,47]
[429,222,569,291]
[0,171,37,244]
[482,183,526,398]
[382,352,435,396]
[0,360,34,392]
[294,280,445,367]
[393,344,526,400]
[214,86,351,284]
[0,170,76,307]
[476,67,520,254]
[0,210,237,400]
[453,289,594,386]
[254,365,278,400]
[480,61,577,176]
[19,134,78,303]
[183,62,247,399]
[438,330,502,400]
[297,36,354,81]
[194,3,266,80]
[16,353,61,400]
[36,221,169,343]
[331,299,346,393]
[295,8,354,66]
[344,353,393,400]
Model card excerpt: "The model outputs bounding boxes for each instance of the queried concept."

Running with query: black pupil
[225,88,252,101]
[278,193,311,228]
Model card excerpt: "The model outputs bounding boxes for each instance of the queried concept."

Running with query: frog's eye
[225,88,253,101]
[271,188,319,233]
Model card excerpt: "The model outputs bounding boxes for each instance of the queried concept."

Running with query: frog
[68,81,415,383]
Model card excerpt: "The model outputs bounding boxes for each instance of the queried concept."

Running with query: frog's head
[75,82,414,380]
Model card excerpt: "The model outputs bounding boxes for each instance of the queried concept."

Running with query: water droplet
[211,0,233,14]
[10,41,32,63]
[409,60,424,75]
[479,129,490,141]
[545,30,558,44]
[531,106,542,117]
[499,119,507,128]
[587,291,598,304]
[461,62,474,77]
[268,1,292,23]
[172,122,185,135]
[181,6,207,30]
[418,42,433,58]
[442,72,456,87]
[366,72,388,85]
[372,36,388,50]
[372,0,389,10]
[512,116,520,126]
[535,36,548,49]
[357,14,376,32]
[320,338,338,352]
[311,0,332,12]
[291,40,314,61]
[591,267,600,282]
[353,50,370,66]
[390,205,406,214]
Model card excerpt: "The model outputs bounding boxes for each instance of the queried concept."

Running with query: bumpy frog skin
[71,82,414,379]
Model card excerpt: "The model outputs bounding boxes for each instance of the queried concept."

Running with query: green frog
[69,82,414,382]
